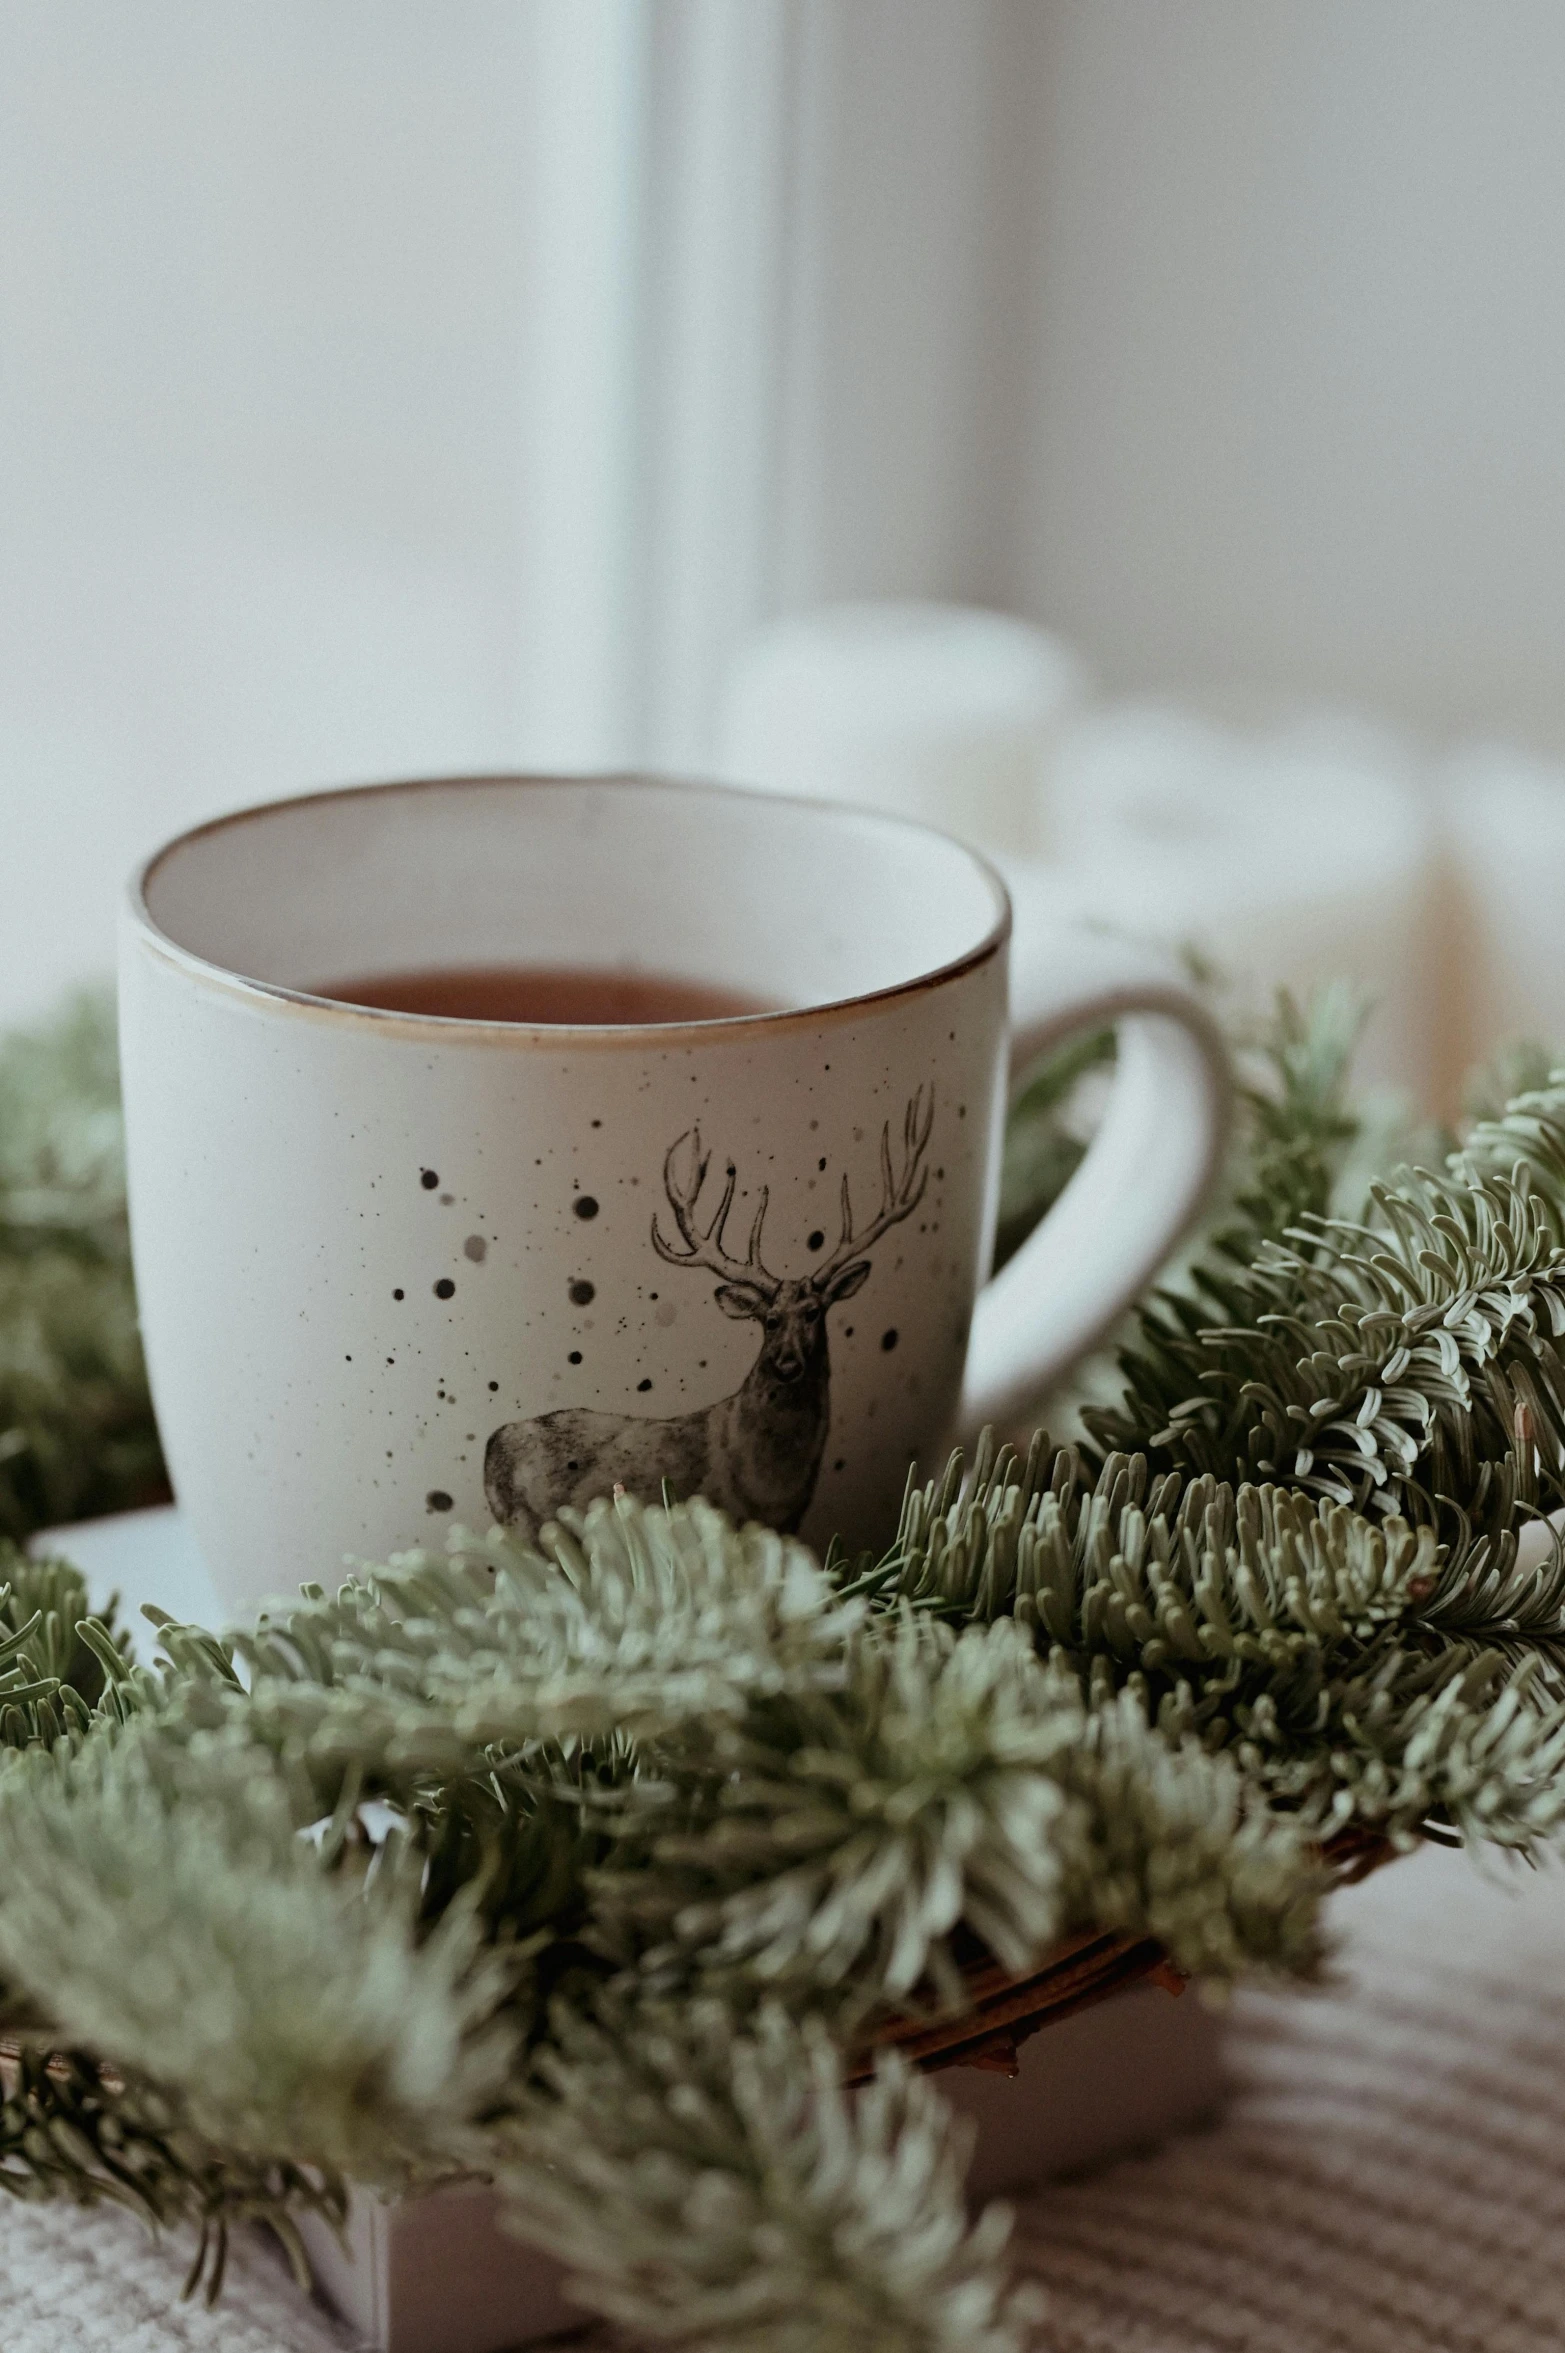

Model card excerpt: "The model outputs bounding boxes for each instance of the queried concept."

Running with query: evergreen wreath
[1,986,1563,2350]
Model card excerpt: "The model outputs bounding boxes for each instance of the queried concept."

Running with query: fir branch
[1221,984,1366,1262]
[196,1498,1324,2019]
[1087,1065,1565,1529]
[0,990,165,1540]
[1276,1645,1565,1849]
[593,1612,1320,2019]
[0,1719,516,2184]
[0,1494,1319,2336]
[0,2046,345,2304]
[226,1497,862,1790]
[857,1437,1565,1848]
[497,1997,1041,2353]
[595,1616,1088,2014]
[1457,1065,1565,1211]
[0,1545,132,1748]
[9,984,1565,2343]
[994,1023,1115,1269]
[1047,1682,1328,1971]
[0,988,130,1240]
[1461,1040,1560,1130]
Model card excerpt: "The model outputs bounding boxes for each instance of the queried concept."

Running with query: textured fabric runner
[2,1842,1561,2351]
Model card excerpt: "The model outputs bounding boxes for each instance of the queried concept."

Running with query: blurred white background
[1017,3,1565,741]
[5,0,1565,1099]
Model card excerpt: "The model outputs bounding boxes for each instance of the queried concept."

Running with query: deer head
[650,1090,933,1386]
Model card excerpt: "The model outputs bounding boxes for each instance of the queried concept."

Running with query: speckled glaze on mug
[120,775,1228,1610]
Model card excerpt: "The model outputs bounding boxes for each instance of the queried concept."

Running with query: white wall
[0,0,1038,959]
[9,0,1565,1026]
[1012,0,1565,747]
[0,2,539,1019]
[0,3,536,570]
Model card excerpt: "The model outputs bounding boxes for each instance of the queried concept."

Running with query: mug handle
[958,925,1232,1440]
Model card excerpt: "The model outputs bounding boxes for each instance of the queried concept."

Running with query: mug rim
[126,771,1013,1042]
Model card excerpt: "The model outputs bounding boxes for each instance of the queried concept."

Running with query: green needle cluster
[0,986,1560,2348]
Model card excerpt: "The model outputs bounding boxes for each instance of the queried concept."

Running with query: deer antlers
[651,1131,781,1295]
[813,1087,934,1289]
[651,1090,934,1295]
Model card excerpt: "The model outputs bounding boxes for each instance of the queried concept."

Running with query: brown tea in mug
[313,965,779,1025]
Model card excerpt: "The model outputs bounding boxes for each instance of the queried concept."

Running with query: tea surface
[313,965,778,1026]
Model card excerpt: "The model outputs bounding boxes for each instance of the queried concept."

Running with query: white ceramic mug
[119,775,1228,1608]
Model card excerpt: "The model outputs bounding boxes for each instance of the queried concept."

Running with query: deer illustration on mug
[483,1089,934,1538]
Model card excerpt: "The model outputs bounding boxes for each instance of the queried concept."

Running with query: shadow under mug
[119,774,1230,1608]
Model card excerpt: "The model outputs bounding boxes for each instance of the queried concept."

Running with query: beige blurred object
[295,1982,1222,2353]
[1037,701,1440,1099]
[1436,743,1565,1109]
[717,600,1088,856]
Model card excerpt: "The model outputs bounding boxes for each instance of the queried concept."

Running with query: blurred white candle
[717,600,1086,856]
[1034,702,1439,1100]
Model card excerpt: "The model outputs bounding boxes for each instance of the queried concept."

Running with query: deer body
[483,1094,930,1540]
[484,1299,835,1538]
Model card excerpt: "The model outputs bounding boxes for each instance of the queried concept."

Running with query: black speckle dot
[426,1489,453,1513]
[568,1350,583,1365]
[463,1234,487,1263]
[637,1378,652,1392]
[421,1169,439,1189]
[591,1118,602,1128]
[574,1196,599,1221]
[881,1328,899,1352]
[344,1354,352,1362]
[434,1278,456,1300]
[393,1288,405,1301]
[807,1229,825,1252]
[834,1457,845,1472]
[569,1278,596,1306]
[844,1327,854,1339]
[488,1379,500,1392]
[566,1459,579,1472]
[818,1157,827,1171]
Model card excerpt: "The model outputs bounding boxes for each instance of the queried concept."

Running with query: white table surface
[34,1502,221,1660]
